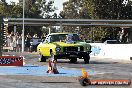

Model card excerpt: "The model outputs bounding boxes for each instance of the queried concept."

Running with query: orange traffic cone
[81,68,89,78]
[85,71,89,78]
[79,68,91,86]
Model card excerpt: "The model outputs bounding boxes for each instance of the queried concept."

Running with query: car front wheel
[84,54,90,64]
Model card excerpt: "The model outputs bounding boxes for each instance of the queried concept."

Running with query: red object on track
[78,76,131,86]
[47,60,59,74]
[0,56,23,66]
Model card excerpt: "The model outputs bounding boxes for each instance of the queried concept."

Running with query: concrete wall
[90,43,132,60]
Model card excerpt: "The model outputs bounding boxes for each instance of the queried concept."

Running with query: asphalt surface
[1,52,132,88]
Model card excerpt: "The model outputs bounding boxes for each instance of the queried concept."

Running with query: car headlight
[56,47,61,52]
[78,47,80,51]
[87,46,91,50]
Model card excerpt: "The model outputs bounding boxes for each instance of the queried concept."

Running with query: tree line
[60,0,132,43]
[0,0,132,42]
[0,0,57,37]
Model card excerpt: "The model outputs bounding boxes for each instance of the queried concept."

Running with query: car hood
[52,41,87,47]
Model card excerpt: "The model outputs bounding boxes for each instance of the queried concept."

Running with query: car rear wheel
[70,57,77,63]
[84,54,90,64]
[39,54,46,62]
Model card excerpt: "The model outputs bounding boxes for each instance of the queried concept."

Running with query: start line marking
[0,64,96,77]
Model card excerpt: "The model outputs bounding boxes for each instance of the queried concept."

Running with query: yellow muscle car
[37,33,91,64]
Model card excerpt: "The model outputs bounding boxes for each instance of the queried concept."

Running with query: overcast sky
[6,0,68,14]
[52,0,68,14]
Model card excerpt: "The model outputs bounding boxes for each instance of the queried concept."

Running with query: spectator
[9,32,17,51]
[16,33,22,52]
[10,32,14,50]
[7,33,11,47]
[13,33,17,51]
[33,34,38,38]
[25,33,31,52]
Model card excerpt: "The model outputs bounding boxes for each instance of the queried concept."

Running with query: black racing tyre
[70,57,77,63]
[79,77,91,86]
[84,54,90,64]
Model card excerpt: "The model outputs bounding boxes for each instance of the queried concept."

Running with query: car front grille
[63,46,83,52]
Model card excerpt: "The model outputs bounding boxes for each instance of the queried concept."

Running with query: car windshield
[49,34,81,43]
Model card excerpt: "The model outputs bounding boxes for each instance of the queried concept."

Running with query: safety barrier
[90,43,132,60]
[0,56,23,66]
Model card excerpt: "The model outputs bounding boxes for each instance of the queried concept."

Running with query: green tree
[60,0,132,42]
[1,0,57,36]
[93,0,132,42]
[36,0,56,18]
[59,0,106,41]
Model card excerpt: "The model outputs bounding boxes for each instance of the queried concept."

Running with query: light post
[22,0,25,52]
